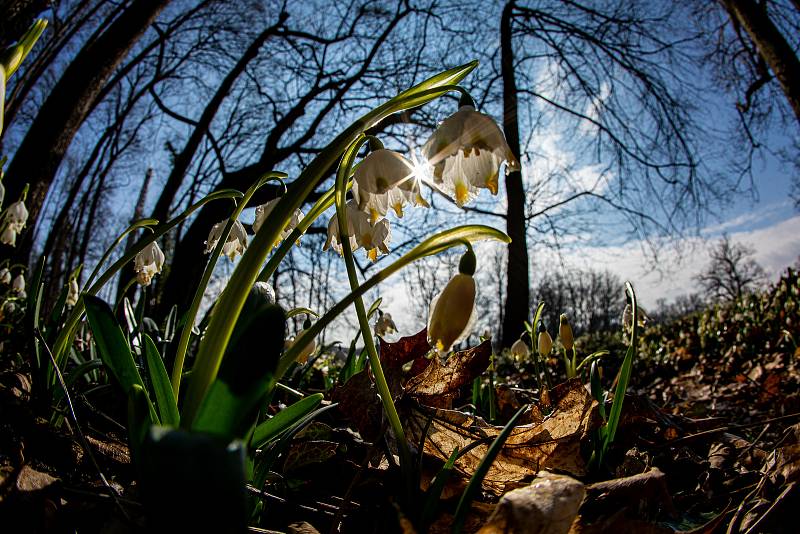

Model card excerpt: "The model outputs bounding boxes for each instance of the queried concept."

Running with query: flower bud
[537,329,553,356]
[0,267,10,284]
[66,278,79,307]
[428,272,476,353]
[12,273,25,293]
[559,314,573,350]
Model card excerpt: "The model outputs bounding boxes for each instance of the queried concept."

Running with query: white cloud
[555,214,800,308]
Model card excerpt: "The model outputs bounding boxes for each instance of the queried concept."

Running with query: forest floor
[0,273,798,533]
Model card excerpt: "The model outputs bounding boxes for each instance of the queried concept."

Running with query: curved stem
[181,64,478,426]
[171,173,286,399]
[334,136,413,499]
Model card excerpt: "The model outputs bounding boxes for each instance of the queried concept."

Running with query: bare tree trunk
[721,0,800,124]
[150,12,288,223]
[3,0,171,264]
[500,0,530,348]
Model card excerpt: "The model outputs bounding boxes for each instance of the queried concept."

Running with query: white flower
[0,181,5,208]
[622,304,649,332]
[538,330,553,356]
[352,149,428,223]
[422,105,519,206]
[4,199,28,232]
[205,220,248,261]
[0,268,10,284]
[510,338,530,362]
[374,311,397,337]
[134,242,165,286]
[0,226,15,246]
[252,198,304,242]
[323,201,391,262]
[292,329,317,364]
[66,278,79,307]
[427,273,476,353]
[11,273,25,293]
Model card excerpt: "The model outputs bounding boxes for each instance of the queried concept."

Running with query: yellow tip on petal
[486,171,499,195]
[455,182,470,206]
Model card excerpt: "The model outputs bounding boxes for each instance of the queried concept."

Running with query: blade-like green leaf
[452,405,527,534]
[188,301,286,438]
[601,282,639,454]
[84,295,157,423]
[143,334,179,427]
[421,446,460,527]
[250,393,323,450]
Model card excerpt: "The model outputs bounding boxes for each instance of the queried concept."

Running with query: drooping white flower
[205,220,248,261]
[0,267,10,284]
[252,197,304,243]
[134,241,165,286]
[352,149,428,223]
[622,304,649,332]
[11,273,25,293]
[510,338,530,362]
[66,278,79,307]
[0,226,15,246]
[374,311,397,337]
[292,318,317,364]
[323,201,392,262]
[4,199,28,232]
[422,105,519,207]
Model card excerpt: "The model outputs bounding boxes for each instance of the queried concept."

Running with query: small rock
[15,465,58,492]
[479,472,585,534]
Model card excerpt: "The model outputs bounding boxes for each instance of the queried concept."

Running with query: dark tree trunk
[150,12,288,224]
[721,0,800,124]
[3,0,171,264]
[500,0,530,348]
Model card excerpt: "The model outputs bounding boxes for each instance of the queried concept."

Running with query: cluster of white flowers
[0,199,28,247]
[323,104,516,264]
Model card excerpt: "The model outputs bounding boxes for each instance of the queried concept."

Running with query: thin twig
[35,328,131,521]
[655,412,800,449]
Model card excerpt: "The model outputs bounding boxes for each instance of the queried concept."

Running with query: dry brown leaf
[405,340,492,408]
[408,379,598,494]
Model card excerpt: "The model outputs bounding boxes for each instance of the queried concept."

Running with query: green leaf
[84,295,157,423]
[143,335,179,427]
[421,446,459,527]
[250,393,324,450]
[286,307,319,319]
[189,301,286,438]
[366,297,383,319]
[127,384,153,467]
[141,426,247,532]
[599,282,639,461]
[452,405,527,534]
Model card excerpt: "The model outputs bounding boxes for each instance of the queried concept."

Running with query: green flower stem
[278,224,509,378]
[171,173,286,398]
[333,135,413,497]
[181,62,478,426]
[49,190,243,379]
[85,219,158,288]
[256,178,351,284]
